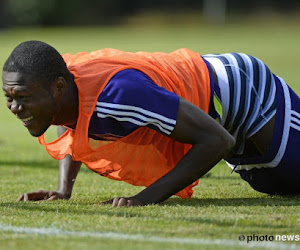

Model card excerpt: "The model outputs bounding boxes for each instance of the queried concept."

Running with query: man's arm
[102,97,236,207]
[55,126,82,199]
[17,126,82,201]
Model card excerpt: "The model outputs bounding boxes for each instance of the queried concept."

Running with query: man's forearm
[133,98,235,205]
[56,126,81,198]
[57,155,81,198]
[133,138,231,205]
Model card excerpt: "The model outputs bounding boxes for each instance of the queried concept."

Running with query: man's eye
[19,96,29,101]
[5,95,13,102]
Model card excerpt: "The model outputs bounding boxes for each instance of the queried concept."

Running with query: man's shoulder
[106,68,154,92]
[112,68,150,81]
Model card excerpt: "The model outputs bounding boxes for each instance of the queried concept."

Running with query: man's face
[2,71,57,137]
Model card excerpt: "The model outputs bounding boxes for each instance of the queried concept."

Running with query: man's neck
[53,81,79,126]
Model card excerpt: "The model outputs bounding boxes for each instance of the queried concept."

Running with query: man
[2,41,299,207]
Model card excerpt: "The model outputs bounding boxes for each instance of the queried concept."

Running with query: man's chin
[27,127,48,137]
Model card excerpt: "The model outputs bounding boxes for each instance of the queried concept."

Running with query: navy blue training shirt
[87,69,180,141]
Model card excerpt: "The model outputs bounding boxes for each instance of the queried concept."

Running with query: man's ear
[53,77,67,96]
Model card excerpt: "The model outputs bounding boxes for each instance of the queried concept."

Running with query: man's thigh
[239,85,300,194]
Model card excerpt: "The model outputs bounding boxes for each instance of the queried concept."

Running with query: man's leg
[239,84,300,195]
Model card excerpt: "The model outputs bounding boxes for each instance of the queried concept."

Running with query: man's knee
[238,168,297,194]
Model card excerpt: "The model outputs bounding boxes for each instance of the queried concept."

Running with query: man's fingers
[47,195,59,201]
[23,193,29,201]
[102,197,142,207]
[111,197,128,207]
[16,191,54,202]
[26,192,45,201]
[17,193,31,201]
[127,199,136,207]
[117,198,128,207]
[112,198,121,207]
[100,199,113,205]
[16,194,24,202]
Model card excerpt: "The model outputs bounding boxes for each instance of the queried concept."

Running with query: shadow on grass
[202,173,239,180]
[1,196,300,228]
[164,196,300,207]
[0,160,57,169]
[1,196,300,213]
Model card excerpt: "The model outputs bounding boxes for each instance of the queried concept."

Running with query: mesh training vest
[38,48,211,198]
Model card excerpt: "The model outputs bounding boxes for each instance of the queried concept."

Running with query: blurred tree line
[0,0,299,27]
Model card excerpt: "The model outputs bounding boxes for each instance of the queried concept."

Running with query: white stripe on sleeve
[96,113,172,135]
[96,107,174,131]
[95,101,177,135]
[96,102,176,125]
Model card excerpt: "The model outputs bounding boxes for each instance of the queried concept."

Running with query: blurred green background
[0,0,299,76]
[0,0,299,27]
[0,0,300,157]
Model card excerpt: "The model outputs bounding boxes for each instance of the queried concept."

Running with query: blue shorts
[204,53,300,194]
[238,76,300,194]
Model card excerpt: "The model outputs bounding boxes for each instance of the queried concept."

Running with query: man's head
[2,40,75,137]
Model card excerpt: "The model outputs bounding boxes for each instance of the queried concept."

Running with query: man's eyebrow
[2,86,30,92]
[14,88,30,92]
[3,79,25,83]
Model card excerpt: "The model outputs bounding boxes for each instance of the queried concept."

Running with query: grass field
[0,20,300,250]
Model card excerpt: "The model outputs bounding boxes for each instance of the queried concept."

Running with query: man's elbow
[220,133,236,155]
[206,129,236,157]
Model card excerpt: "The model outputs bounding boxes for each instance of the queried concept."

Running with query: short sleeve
[88,69,180,140]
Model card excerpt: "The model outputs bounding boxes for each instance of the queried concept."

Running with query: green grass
[1,20,300,249]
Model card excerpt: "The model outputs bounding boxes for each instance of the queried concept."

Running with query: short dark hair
[3,40,73,86]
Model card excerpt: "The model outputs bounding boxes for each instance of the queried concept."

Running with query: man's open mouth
[20,116,34,126]
[21,116,34,122]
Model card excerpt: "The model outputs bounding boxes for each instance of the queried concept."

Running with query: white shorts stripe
[231,77,291,170]
[291,116,300,127]
[269,77,292,167]
[204,53,277,156]
[290,123,300,132]
[291,110,300,120]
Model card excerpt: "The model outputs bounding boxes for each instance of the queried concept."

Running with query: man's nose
[10,100,24,114]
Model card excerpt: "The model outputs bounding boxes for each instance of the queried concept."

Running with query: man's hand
[101,197,143,207]
[16,190,70,202]
[16,127,82,203]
